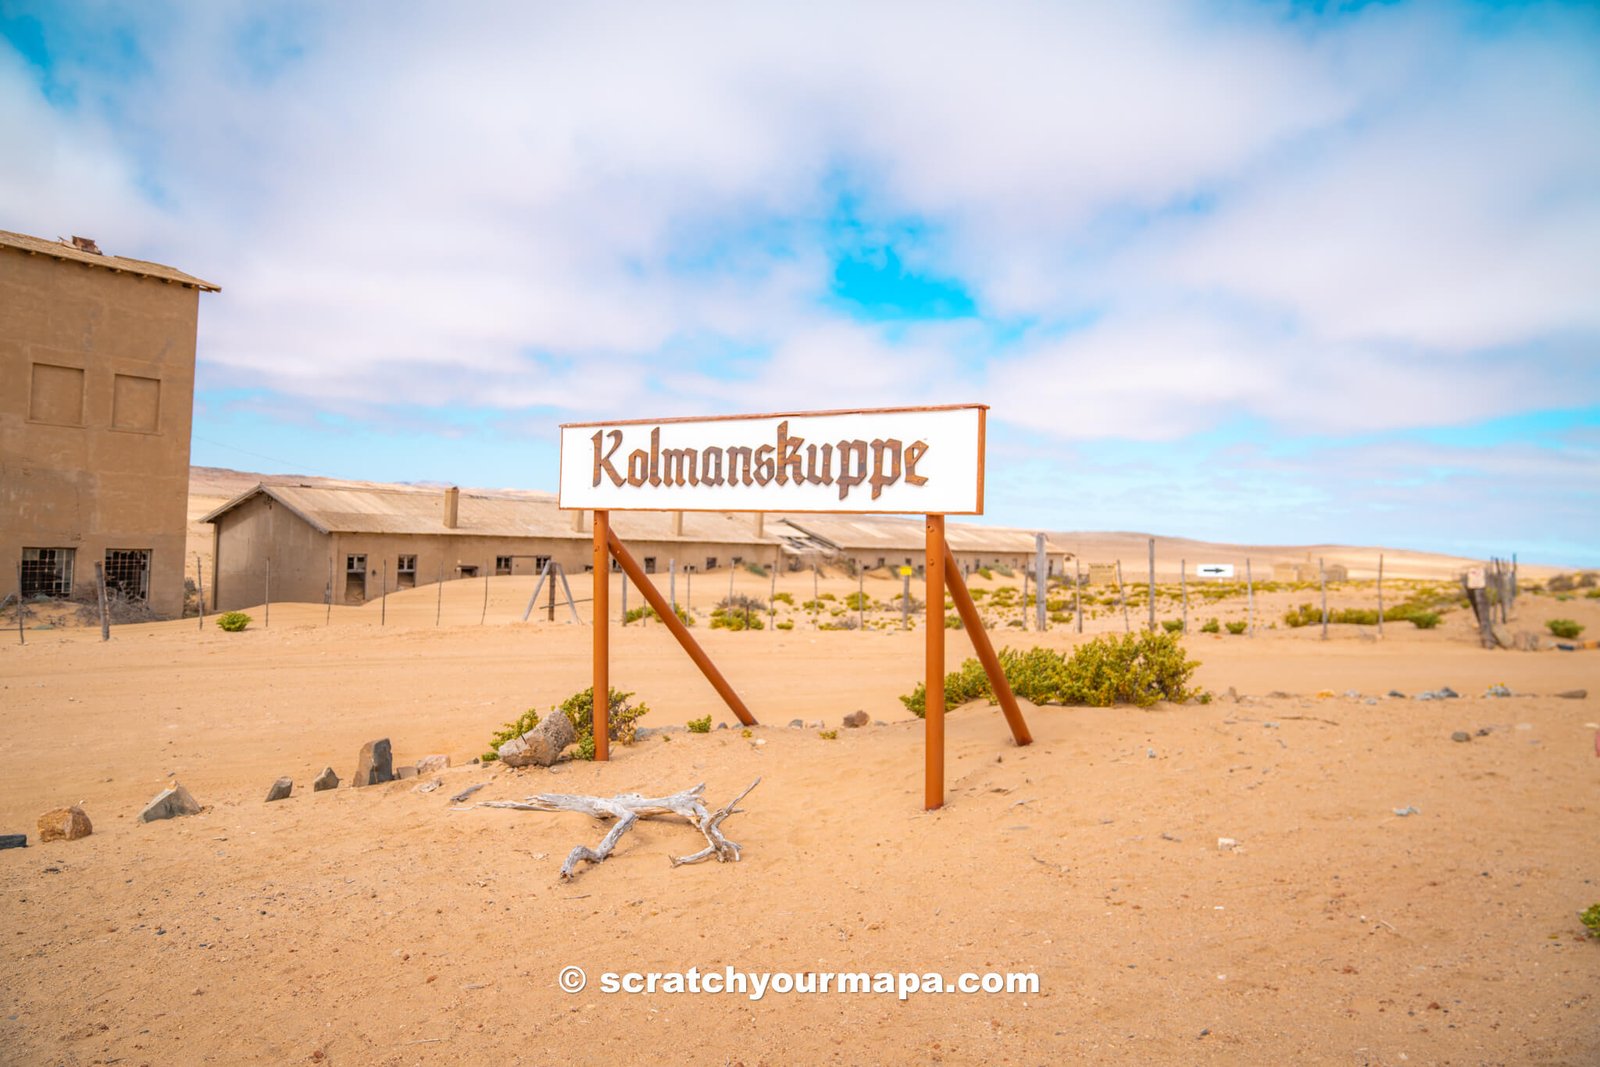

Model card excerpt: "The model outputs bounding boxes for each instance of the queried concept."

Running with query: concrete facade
[1,231,218,618]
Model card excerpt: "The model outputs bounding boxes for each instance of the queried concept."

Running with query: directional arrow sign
[1196,563,1235,578]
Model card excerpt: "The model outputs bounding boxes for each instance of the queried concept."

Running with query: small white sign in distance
[558,405,985,514]
[1196,563,1235,578]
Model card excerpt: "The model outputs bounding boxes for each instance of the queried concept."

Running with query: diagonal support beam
[606,529,758,726]
[943,541,1033,747]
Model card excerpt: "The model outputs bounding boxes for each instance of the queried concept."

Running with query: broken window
[397,554,417,589]
[347,555,367,573]
[345,554,367,604]
[644,557,657,574]
[731,556,742,567]
[103,549,150,601]
[398,555,417,574]
[534,555,551,573]
[20,547,75,598]
[495,556,512,576]
[705,557,717,570]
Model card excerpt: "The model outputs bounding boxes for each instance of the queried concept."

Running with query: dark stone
[1450,731,1471,743]
[1555,689,1588,700]
[0,834,25,850]
[352,739,394,786]
[1438,686,1459,698]
[841,710,870,729]
[265,777,292,802]
[312,766,339,791]
[1387,690,1406,698]
[788,719,805,729]
[396,765,418,780]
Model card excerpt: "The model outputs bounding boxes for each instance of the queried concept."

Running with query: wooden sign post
[558,404,1030,809]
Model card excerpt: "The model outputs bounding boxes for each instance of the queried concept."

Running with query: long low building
[203,483,783,611]
[770,515,1068,577]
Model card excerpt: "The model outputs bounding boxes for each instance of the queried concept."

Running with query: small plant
[1580,903,1600,939]
[741,727,752,738]
[772,591,795,605]
[625,603,695,627]
[776,619,794,630]
[1200,618,1220,634]
[687,714,712,733]
[744,562,768,577]
[216,611,252,632]
[1225,620,1247,635]
[945,613,964,629]
[1162,619,1184,634]
[819,729,838,740]
[1547,618,1585,639]
[485,686,650,763]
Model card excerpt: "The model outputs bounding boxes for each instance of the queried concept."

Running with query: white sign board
[1195,563,1235,578]
[559,406,985,514]
[1466,567,1486,590]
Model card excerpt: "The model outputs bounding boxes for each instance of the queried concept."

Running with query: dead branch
[481,779,760,880]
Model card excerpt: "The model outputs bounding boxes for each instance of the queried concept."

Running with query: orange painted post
[593,510,610,762]
[607,529,758,726]
[943,547,1032,747]
[925,514,946,810]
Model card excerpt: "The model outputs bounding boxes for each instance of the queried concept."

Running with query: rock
[1223,687,1239,703]
[0,834,25,850]
[38,805,92,842]
[1555,689,1588,700]
[396,765,418,780]
[1393,805,1419,816]
[1486,685,1511,698]
[1387,690,1406,698]
[1438,686,1459,699]
[352,739,394,786]
[634,725,685,739]
[788,719,805,729]
[139,784,202,823]
[501,712,574,768]
[449,783,487,804]
[1513,630,1541,651]
[1451,731,1472,743]
[414,755,450,775]
[1492,623,1514,648]
[264,777,293,802]
[872,720,887,727]
[841,710,870,728]
[413,779,442,794]
[312,766,339,791]
[1216,837,1238,850]
[1266,690,1292,700]
[806,719,825,729]
[715,722,728,730]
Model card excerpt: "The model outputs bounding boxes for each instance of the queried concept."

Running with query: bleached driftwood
[481,779,760,880]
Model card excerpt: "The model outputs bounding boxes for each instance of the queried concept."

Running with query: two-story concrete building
[1,230,218,618]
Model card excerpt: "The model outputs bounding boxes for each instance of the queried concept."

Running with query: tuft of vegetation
[819,729,838,740]
[900,632,1200,716]
[483,686,650,763]
[216,611,252,632]
[744,562,768,577]
[710,595,766,631]
[1547,618,1585,640]
[1162,619,1184,634]
[775,619,794,630]
[687,714,712,733]
[1199,617,1220,634]
[1225,620,1248,635]
[772,591,795,605]
[944,613,964,630]
[845,591,872,611]
[624,603,695,627]
[1580,903,1600,939]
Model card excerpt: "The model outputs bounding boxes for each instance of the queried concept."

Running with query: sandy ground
[2,570,1598,1066]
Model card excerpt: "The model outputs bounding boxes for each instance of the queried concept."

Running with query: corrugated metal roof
[203,483,780,545]
[772,516,1064,555]
[0,229,220,291]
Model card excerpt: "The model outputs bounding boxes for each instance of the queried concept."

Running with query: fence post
[1319,558,1328,640]
[326,557,333,626]
[96,561,109,641]
[1021,566,1029,629]
[1376,553,1384,639]
[858,568,865,631]
[1035,533,1048,631]
[265,557,271,629]
[14,562,22,646]
[435,563,443,626]
[1246,559,1254,636]
[1074,557,1082,633]
[1180,559,1187,635]
[481,572,489,625]
[1147,538,1156,633]
[196,553,205,632]
[670,558,677,614]
[1116,561,1130,632]
[380,561,387,626]
[769,568,776,633]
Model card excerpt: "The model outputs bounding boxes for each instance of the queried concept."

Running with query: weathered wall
[1,247,201,618]
[211,495,332,611]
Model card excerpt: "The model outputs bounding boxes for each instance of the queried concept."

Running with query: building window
[534,555,550,573]
[20,547,75,599]
[731,556,742,566]
[28,364,85,426]
[398,555,417,574]
[104,549,151,601]
[346,554,367,573]
[644,557,657,574]
[111,374,161,433]
[495,556,512,575]
[458,565,479,578]
[705,557,717,570]
[877,557,886,568]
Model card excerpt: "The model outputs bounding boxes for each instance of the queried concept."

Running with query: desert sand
[3,560,1598,1066]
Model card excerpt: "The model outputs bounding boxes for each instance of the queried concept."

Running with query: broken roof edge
[200,484,333,534]
[0,230,220,292]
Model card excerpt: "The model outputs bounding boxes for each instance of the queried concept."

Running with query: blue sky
[3,1,1597,564]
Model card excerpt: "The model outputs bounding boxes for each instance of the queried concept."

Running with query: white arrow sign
[1196,563,1235,578]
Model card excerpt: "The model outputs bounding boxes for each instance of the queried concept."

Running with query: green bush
[1582,903,1600,939]
[216,611,252,632]
[484,686,650,763]
[1547,618,1585,639]
[1283,603,1321,628]
[900,632,1200,715]
[624,603,694,627]
[744,562,768,577]
[944,613,964,629]
[1162,619,1184,634]
[819,729,838,740]
[1225,620,1247,635]
[1200,618,1220,634]
[772,591,794,605]
[776,619,794,630]
[687,714,712,733]
[710,595,766,631]
[845,591,872,611]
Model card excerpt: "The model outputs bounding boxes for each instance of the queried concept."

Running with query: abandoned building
[768,516,1067,577]
[1,230,218,618]
[202,483,787,611]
